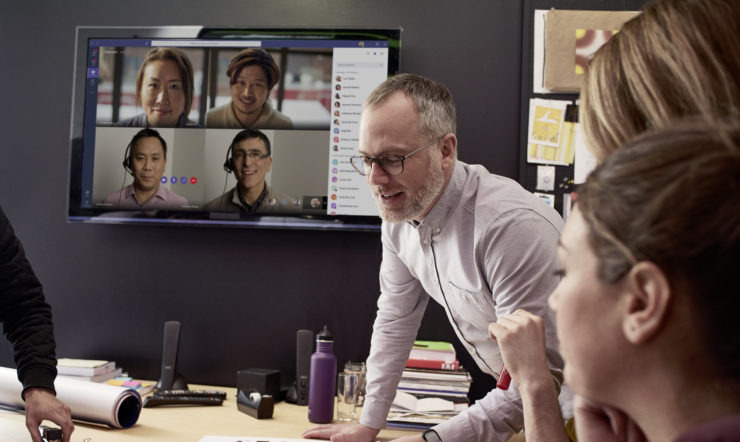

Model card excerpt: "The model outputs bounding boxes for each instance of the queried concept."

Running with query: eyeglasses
[350,137,441,176]
[234,150,270,161]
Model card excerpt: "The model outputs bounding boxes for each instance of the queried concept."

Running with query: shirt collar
[411,161,466,233]
[127,184,167,204]
[234,184,268,213]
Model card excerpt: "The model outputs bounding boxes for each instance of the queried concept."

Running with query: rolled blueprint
[0,366,141,428]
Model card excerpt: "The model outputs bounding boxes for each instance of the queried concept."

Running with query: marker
[497,365,511,390]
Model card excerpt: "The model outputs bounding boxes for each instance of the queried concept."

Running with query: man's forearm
[519,377,568,442]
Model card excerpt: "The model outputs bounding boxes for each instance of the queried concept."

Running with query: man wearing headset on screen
[103,128,188,210]
[204,129,296,214]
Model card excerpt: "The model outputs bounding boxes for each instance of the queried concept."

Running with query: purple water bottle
[308,325,337,423]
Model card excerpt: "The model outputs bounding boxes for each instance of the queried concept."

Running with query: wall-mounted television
[68,26,401,231]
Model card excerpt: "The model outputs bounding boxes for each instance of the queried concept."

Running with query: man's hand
[23,388,73,442]
[573,395,647,442]
[301,422,379,442]
[488,309,551,389]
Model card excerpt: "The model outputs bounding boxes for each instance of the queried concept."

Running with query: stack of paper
[106,378,156,396]
[388,341,471,429]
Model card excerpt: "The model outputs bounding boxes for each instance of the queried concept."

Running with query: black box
[237,368,281,399]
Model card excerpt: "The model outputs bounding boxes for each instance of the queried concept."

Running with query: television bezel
[67,26,402,231]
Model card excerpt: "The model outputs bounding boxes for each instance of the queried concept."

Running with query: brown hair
[577,121,740,382]
[365,73,457,140]
[135,47,195,117]
[580,0,740,161]
[226,48,280,89]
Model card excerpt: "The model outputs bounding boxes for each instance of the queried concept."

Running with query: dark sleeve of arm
[0,206,57,395]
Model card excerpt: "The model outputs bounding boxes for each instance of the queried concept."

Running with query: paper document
[393,390,455,412]
[200,438,307,442]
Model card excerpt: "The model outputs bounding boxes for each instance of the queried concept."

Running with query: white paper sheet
[0,366,141,428]
[573,123,597,183]
[200,438,307,442]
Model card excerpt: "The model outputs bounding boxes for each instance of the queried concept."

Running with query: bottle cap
[316,325,333,342]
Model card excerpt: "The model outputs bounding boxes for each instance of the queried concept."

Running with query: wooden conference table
[0,384,416,442]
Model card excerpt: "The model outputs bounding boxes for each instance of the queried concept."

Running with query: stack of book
[387,341,471,429]
[57,358,156,395]
[57,358,123,383]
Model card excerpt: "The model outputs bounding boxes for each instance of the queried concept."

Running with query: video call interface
[71,29,400,228]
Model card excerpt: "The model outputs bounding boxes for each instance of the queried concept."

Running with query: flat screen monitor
[68,26,401,230]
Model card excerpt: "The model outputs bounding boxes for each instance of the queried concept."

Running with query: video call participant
[103,128,188,210]
[1,205,74,442]
[205,129,295,214]
[489,0,740,439]
[115,47,199,128]
[205,49,293,129]
[302,74,566,442]
[556,123,740,441]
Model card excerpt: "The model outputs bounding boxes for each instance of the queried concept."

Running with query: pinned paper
[575,29,619,74]
[536,165,556,191]
[527,99,576,165]
[528,99,567,147]
[534,192,555,208]
[573,123,597,183]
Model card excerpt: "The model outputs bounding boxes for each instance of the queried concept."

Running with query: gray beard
[376,160,445,224]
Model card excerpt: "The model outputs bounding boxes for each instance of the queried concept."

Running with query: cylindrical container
[343,361,367,406]
[308,325,337,423]
[336,371,360,422]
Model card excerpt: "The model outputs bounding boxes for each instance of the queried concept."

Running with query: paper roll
[0,366,141,428]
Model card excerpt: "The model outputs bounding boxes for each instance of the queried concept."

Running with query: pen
[497,365,511,390]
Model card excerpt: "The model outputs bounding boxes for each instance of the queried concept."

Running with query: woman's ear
[622,261,672,344]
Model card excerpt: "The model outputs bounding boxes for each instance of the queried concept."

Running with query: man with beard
[303,74,567,442]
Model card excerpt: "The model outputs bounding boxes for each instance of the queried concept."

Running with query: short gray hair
[365,73,456,140]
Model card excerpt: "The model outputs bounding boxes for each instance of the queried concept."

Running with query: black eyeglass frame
[349,137,442,176]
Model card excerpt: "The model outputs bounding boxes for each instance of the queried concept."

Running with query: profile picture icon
[334,110,340,117]
[336,75,342,82]
[310,197,321,208]
[334,101,341,108]
[335,93,341,99]
[335,84,342,91]
[333,136,340,143]
[333,119,340,125]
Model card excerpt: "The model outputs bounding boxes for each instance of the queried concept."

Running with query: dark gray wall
[0,0,523,393]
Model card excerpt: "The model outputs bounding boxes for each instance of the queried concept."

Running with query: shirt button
[434,227,441,233]
[423,238,430,245]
